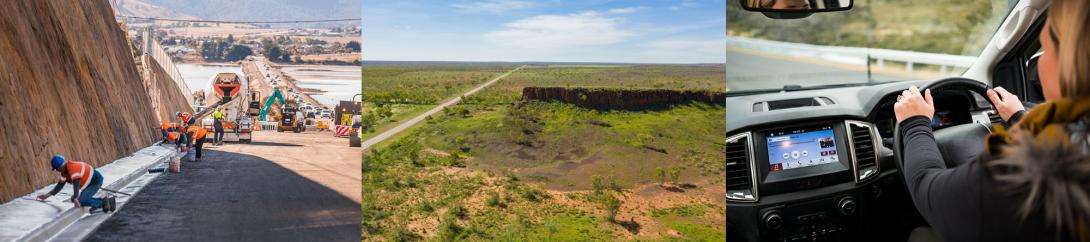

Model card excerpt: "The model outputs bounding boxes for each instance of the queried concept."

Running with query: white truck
[199,72,255,143]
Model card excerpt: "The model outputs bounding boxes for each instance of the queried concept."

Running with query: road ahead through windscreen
[726,48,912,91]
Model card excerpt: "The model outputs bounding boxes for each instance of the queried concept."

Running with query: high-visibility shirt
[187,126,208,139]
[181,112,192,124]
[170,123,180,129]
[161,123,172,131]
[167,132,180,141]
[214,110,223,120]
[60,161,94,190]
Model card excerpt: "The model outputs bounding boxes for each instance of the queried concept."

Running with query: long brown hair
[1049,0,1090,97]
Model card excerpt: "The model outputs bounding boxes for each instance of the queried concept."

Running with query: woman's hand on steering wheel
[894,85,935,123]
[985,87,1026,122]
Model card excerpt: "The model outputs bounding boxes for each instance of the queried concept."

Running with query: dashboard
[726,80,1001,242]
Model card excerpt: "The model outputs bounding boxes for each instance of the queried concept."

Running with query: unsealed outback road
[86,131,361,242]
[360,65,524,150]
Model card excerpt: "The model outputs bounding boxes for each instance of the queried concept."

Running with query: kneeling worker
[186,125,208,160]
[37,155,116,213]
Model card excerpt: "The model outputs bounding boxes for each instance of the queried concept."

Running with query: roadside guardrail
[726,36,977,75]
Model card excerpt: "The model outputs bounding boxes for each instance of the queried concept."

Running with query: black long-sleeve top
[898,110,1042,242]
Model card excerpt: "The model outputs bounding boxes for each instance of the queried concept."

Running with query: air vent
[753,97,835,112]
[847,121,879,182]
[726,132,757,202]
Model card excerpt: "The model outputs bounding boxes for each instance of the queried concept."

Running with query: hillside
[127,0,359,27]
[0,0,183,203]
[114,0,199,20]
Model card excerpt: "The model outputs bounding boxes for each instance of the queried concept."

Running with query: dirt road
[86,130,360,241]
[359,65,525,150]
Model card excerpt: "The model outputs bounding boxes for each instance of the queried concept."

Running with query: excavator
[259,87,286,121]
[258,87,304,133]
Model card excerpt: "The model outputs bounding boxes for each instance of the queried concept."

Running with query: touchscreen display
[766,126,839,172]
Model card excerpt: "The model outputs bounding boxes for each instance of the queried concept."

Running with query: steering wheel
[892,77,994,173]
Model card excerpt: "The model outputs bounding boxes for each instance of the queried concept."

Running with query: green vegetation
[358,103,431,141]
[362,64,726,241]
[363,64,518,104]
[728,0,1014,55]
[650,203,728,242]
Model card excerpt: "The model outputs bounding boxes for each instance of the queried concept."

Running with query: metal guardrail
[726,37,978,75]
[141,29,193,107]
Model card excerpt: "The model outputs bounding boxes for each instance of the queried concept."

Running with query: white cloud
[483,11,632,49]
[669,0,701,10]
[452,0,536,14]
[606,7,642,14]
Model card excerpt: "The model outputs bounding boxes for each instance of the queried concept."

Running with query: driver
[748,0,811,10]
[894,1,1090,241]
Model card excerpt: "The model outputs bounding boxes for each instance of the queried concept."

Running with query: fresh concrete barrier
[1,146,178,242]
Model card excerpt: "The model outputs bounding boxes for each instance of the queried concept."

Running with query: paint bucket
[168,155,181,173]
[186,149,196,162]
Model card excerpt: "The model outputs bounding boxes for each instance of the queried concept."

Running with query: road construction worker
[166,130,187,151]
[179,111,193,127]
[160,122,173,143]
[213,108,225,145]
[186,126,208,160]
[37,155,115,213]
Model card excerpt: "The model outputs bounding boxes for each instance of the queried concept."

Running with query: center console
[727,120,883,242]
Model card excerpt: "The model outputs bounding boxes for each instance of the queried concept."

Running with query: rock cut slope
[0,0,177,203]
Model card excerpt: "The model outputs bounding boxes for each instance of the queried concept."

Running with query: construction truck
[277,101,305,133]
[335,99,362,147]
[198,72,254,143]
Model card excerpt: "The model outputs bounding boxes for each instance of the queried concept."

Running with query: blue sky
[362,0,725,63]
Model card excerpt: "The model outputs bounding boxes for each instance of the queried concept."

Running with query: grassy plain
[362,64,726,241]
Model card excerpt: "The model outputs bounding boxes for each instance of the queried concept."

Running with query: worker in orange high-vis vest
[167,131,187,151]
[186,126,208,159]
[161,122,173,142]
[37,155,115,213]
[179,111,193,127]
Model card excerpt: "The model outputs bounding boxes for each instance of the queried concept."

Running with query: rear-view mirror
[741,0,853,13]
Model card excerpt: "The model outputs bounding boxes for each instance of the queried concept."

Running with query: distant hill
[115,0,359,28]
[115,0,199,20]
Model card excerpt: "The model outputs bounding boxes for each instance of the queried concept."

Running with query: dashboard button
[764,211,783,230]
[838,197,857,215]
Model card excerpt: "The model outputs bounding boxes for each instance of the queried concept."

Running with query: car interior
[726,0,1051,241]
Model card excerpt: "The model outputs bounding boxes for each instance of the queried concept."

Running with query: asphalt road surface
[359,65,525,150]
[86,131,360,242]
[726,49,911,91]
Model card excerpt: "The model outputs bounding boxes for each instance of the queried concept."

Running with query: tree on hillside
[602,193,621,222]
[200,41,224,61]
[346,41,361,52]
[280,52,293,63]
[224,45,253,61]
[655,167,667,186]
[267,46,283,62]
[668,167,682,185]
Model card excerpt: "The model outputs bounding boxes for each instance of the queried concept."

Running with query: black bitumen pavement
[85,149,359,242]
